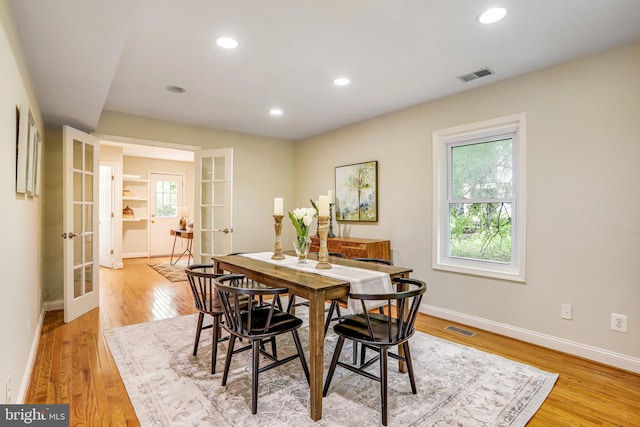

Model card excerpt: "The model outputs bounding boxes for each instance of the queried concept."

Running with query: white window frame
[432,113,526,282]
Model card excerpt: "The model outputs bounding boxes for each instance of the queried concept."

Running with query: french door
[195,149,233,262]
[62,126,100,323]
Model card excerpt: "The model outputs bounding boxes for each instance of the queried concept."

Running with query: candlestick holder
[316,215,332,269]
[271,215,285,260]
[328,203,336,238]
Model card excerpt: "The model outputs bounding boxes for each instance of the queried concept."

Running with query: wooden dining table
[212,253,412,421]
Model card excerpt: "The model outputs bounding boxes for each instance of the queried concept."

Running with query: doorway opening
[98,138,196,270]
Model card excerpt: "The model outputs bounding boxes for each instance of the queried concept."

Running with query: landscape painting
[335,160,378,222]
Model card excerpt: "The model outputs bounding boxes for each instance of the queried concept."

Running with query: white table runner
[239,252,393,314]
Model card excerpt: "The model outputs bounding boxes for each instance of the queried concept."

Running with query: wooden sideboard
[309,236,391,261]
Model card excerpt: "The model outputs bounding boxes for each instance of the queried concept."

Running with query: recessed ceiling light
[166,85,186,93]
[478,7,507,24]
[216,36,238,49]
[269,108,283,116]
[333,77,350,86]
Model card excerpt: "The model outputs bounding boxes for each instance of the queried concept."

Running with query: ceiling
[10,0,640,141]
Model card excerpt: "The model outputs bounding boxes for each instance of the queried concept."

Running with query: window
[433,113,526,282]
[155,180,179,218]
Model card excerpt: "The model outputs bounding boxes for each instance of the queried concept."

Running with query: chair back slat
[186,264,225,313]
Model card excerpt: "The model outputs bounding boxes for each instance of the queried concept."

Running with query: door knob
[61,232,83,239]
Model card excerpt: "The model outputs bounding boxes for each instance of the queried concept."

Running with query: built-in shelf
[122,173,149,258]
[123,174,147,181]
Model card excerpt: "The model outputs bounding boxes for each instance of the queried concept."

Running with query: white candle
[274,198,283,215]
[328,190,334,204]
[318,195,329,216]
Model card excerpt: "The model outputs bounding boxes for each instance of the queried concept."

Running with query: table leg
[185,237,193,265]
[213,262,222,274]
[308,291,325,421]
[398,271,411,373]
[169,235,179,265]
[170,236,194,266]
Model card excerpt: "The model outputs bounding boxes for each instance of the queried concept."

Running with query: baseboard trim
[422,304,640,374]
[44,300,63,312]
[17,309,44,403]
[123,252,148,259]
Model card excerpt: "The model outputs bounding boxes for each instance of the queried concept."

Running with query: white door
[195,149,233,262]
[62,126,100,323]
[99,164,115,268]
[149,173,184,256]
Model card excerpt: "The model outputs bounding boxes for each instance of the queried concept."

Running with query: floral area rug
[104,309,558,426]
[148,261,189,282]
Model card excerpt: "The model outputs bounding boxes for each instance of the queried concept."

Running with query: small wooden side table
[170,229,194,265]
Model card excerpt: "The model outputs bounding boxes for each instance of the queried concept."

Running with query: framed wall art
[33,130,43,196]
[16,104,36,194]
[335,160,378,222]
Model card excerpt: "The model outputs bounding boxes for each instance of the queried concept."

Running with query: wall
[295,41,640,371]
[95,112,295,251]
[0,0,45,403]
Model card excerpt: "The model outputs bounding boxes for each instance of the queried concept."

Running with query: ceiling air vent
[458,67,495,83]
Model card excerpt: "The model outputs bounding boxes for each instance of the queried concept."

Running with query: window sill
[433,258,525,283]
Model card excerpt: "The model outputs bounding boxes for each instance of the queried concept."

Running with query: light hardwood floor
[26,257,640,426]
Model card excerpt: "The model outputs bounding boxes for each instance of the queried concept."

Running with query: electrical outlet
[561,304,572,320]
[611,313,628,333]
[6,375,11,403]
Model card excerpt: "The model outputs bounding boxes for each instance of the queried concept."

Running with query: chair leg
[210,315,220,374]
[335,302,342,320]
[403,341,418,394]
[291,330,310,384]
[322,336,346,396]
[221,334,236,386]
[271,336,278,359]
[251,339,261,414]
[286,295,296,313]
[324,300,338,334]
[360,343,367,366]
[380,347,389,426]
[193,312,205,355]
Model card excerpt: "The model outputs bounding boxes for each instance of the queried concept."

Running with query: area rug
[104,311,558,426]
[148,261,189,282]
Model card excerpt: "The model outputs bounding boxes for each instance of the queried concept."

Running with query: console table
[170,229,193,265]
[309,236,391,260]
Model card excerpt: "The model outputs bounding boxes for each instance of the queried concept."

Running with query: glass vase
[293,236,311,264]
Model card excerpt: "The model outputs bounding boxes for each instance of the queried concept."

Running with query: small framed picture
[335,160,378,222]
[33,130,43,196]
[16,104,36,194]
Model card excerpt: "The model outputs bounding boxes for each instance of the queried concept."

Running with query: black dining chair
[350,257,393,265]
[322,257,396,365]
[215,274,310,415]
[323,277,427,426]
[186,264,271,374]
[185,264,228,375]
